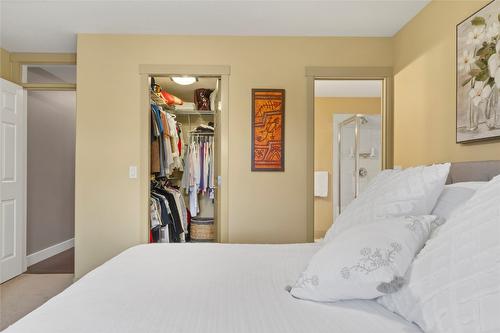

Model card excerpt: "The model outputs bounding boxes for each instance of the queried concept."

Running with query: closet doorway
[139,65,230,244]
[306,67,393,242]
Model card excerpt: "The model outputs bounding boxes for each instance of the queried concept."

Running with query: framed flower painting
[457,0,500,143]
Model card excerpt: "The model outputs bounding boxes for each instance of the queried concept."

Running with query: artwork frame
[251,89,285,171]
[457,0,500,143]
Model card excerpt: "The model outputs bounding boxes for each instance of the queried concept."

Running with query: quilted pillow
[324,163,450,242]
[430,182,485,227]
[290,215,436,302]
[377,175,500,332]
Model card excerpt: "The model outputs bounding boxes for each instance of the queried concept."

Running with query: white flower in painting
[459,49,475,73]
[467,26,486,46]
[469,81,492,106]
[495,69,500,89]
[487,22,500,39]
[488,53,498,77]
[488,46,500,88]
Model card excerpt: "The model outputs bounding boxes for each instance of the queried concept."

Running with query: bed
[3,243,421,333]
[4,161,500,333]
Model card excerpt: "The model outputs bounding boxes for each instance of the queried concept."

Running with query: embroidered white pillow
[324,163,450,242]
[377,175,500,333]
[290,215,435,302]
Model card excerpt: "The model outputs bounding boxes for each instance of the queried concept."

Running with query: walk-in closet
[149,74,222,244]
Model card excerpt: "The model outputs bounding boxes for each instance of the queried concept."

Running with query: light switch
[217,175,222,186]
[129,166,137,179]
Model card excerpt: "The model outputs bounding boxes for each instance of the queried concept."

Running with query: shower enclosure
[333,114,381,216]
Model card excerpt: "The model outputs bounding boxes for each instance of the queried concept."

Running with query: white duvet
[3,243,421,333]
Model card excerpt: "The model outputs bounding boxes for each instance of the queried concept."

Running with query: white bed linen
[3,244,421,333]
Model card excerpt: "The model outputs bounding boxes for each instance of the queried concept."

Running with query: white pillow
[377,175,500,332]
[324,163,450,242]
[430,186,475,224]
[446,181,487,190]
[290,215,436,302]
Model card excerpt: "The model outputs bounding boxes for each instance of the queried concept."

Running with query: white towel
[314,171,328,197]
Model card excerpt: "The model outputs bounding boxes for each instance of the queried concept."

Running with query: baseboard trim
[26,238,74,267]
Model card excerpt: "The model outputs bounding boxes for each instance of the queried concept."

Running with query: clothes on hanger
[150,182,189,243]
[150,102,184,177]
[180,132,215,217]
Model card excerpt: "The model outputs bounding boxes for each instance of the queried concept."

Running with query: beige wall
[392,0,500,167]
[75,34,393,277]
[314,97,380,239]
[27,91,76,254]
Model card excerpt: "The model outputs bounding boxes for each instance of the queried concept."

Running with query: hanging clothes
[180,132,215,217]
[150,102,184,178]
[150,185,188,243]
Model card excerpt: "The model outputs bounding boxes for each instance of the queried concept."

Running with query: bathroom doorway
[313,79,383,240]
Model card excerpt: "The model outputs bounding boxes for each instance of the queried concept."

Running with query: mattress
[3,243,421,333]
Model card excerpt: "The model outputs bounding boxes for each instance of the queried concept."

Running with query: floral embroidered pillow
[290,215,436,302]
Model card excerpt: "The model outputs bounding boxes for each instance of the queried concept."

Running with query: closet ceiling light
[171,76,198,85]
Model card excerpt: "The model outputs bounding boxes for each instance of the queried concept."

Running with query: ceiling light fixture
[171,76,198,85]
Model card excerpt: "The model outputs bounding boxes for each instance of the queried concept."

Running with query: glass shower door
[357,115,382,194]
[337,114,382,215]
[338,117,357,213]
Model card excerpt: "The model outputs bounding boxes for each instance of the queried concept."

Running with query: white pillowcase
[324,163,450,242]
[430,187,473,223]
[290,215,436,302]
[377,175,500,333]
[446,181,487,190]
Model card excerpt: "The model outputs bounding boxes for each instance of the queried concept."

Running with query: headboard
[446,160,500,184]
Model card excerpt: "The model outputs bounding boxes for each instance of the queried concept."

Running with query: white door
[0,79,26,283]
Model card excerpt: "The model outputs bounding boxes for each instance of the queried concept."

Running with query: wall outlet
[129,166,137,179]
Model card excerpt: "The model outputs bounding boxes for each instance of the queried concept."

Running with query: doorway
[0,63,76,329]
[22,64,76,275]
[313,79,383,240]
[25,90,75,273]
[139,65,230,244]
[306,67,393,242]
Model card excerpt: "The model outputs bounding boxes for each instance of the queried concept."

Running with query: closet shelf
[174,110,215,116]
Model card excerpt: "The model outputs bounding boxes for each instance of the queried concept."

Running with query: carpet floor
[27,248,74,274]
[0,274,74,331]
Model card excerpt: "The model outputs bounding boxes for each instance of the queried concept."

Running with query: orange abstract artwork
[251,89,285,171]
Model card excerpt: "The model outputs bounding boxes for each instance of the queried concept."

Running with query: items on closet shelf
[150,102,186,177]
[180,126,215,217]
[194,88,213,110]
[174,102,196,111]
[152,79,184,107]
[161,91,183,106]
[150,181,190,243]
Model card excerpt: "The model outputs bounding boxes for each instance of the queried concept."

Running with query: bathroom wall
[314,97,380,239]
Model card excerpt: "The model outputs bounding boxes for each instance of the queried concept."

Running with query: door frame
[305,66,394,242]
[139,64,230,243]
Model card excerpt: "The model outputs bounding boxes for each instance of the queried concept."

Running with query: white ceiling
[315,79,381,97]
[0,0,429,53]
